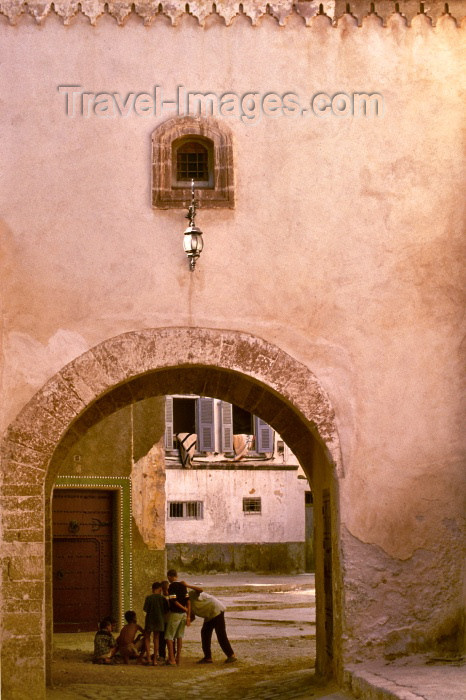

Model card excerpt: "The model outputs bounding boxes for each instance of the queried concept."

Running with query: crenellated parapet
[0,0,464,27]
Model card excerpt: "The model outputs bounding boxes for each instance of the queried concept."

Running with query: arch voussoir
[31,374,87,422]
[6,408,66,457]
[58,347,121,406]
[1,439,50,472]
[218,332,278,378]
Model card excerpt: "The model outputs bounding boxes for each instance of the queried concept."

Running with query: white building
[164,395,313,572]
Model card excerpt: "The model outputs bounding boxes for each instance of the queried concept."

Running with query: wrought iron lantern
[183,180,204,271]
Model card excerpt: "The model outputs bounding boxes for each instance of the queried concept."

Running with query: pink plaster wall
[0,5,464,687]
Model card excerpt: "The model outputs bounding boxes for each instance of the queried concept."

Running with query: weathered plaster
[341,526,465,659]
[131,439,166,549]
[165,466,307,543]
[166,541,306,572]
[1,330,89,434]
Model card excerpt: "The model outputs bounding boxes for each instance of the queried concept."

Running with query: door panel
[52,489,114,632]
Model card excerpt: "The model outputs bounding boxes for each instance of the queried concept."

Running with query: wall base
[166,542,307,573]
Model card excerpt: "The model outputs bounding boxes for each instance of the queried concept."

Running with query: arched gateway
[0,327,344,698]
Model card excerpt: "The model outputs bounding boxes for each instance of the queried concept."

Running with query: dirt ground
[47,573,351,700]
[48,635,329,699]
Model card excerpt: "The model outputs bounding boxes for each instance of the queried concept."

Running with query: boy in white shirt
[181,580,237,664]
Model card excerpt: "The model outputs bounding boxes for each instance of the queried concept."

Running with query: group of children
[93,570,191,666]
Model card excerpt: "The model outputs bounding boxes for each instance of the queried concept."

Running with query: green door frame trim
[53,475,132,626]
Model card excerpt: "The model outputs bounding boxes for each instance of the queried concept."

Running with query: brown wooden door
[53,489,114,632]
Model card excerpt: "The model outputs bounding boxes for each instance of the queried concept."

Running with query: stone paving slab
[345,657,466,700]
[177,572,315,594]
[229,607,315,624]
[47,668,353,700]
[221,618,315,639]
[224,592,316,608]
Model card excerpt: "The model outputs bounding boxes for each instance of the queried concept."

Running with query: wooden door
[52,489,114,632]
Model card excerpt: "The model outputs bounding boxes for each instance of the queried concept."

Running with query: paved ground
[48,572,351,700]
[346,655,466,700]
[47,573,465,700]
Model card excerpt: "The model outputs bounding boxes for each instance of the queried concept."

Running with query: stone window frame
[152,116,235,209]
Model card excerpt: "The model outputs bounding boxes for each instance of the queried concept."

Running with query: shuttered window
[164,396,274,456]
[221,401,233,453]
[255,416,274,453]
[197,397,215,452]
[164,396,174,449]
[221,403,274,455]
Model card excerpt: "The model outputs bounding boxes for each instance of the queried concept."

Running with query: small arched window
[152,116,234,209]
[173,137,213,188]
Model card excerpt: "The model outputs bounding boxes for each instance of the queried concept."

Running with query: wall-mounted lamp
[183,180,204,271]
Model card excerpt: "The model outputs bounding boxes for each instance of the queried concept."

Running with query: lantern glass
[183,227,203,255]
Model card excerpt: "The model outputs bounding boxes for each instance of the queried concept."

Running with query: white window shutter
[221,401,233,453]
[164,396,174,449]
[255,416,274,453]
[197,397,215,452]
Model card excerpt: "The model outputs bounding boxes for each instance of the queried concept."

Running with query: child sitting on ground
[93,618,117,664]
[115,610,145,664]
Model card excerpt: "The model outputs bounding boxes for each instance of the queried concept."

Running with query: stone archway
[1,327,343,699]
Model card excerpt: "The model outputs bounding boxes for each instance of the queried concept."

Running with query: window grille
[168,501,203,519]
[176,142,208,182]
[243,497,261,514]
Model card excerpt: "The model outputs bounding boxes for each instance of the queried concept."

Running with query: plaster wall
[165,467,307,542]
[0,3,465,694]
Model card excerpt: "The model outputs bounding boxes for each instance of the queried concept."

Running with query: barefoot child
[115,610,144,664]
[143,582,168,665]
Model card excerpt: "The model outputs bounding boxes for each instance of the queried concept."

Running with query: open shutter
[164,396,174,449]
[255,416,274,453]
[221,401,233,453]
[197,397,215,452]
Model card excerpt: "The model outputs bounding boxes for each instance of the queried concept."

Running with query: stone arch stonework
[1,327,343,698]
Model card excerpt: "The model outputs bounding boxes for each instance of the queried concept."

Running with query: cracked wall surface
[341,524,465,660]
